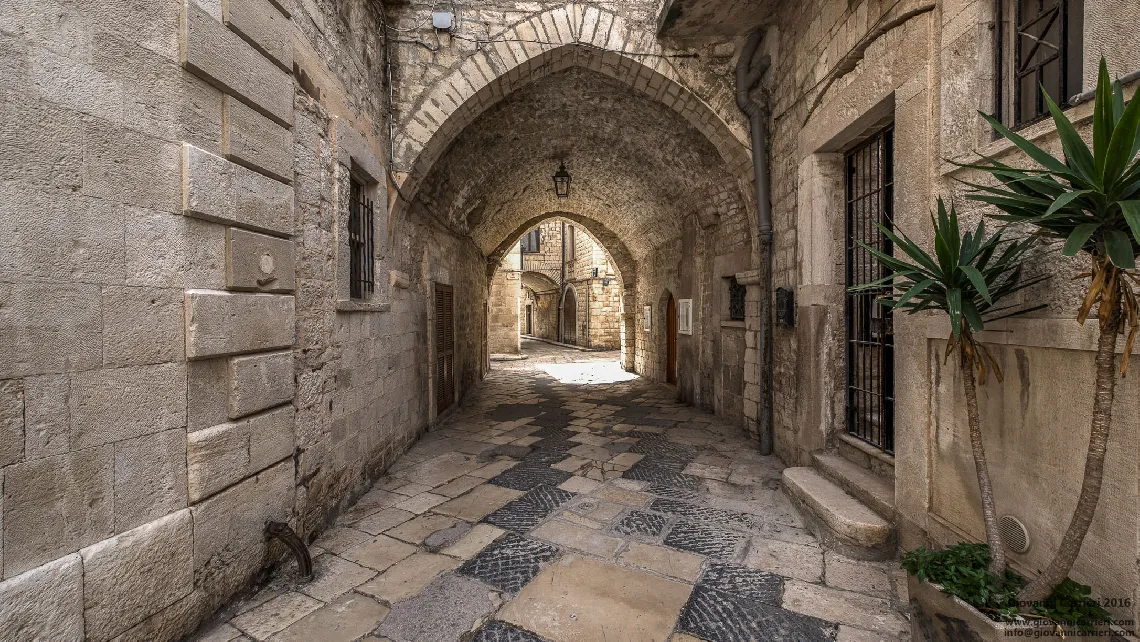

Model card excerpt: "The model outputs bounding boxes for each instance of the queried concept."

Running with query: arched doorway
[562,286,578,345]
[666,293,678,385]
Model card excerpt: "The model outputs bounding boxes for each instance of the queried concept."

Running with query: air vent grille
[999,515,1030,553]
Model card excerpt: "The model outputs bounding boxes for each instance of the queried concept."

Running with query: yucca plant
[958,59,1140,601]
[852,198,1045,580]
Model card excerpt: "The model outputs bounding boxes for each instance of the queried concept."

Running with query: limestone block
[113,429,188,532]
[101,286,186,367]
[80,510,194,641]
[187,358,230,432]
[224,0,292,69]
[0,282,101,378]
[187,421,250,502]
[226,227,295,293]
[228,350,293,418]
[183,143,294,236]
[224,97,293,182]
[182,2,293,125]
[247,405,294,472]
[190,459,294,598]
[0,93,84,191]
[69,363,187,449]
[108,588,207,642]
[125,210,226,289]
[187,405,291,502]
[0,182,125,284]
[81,119,182,212]
[22,375,70,459]
[0,554,83,641]
[0,380,23,467]
[2,447,114,578]
[184,290,295,358]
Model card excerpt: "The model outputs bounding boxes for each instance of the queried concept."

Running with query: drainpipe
[736,29,774,456]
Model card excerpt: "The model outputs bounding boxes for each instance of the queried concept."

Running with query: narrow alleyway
[193,340,908,642]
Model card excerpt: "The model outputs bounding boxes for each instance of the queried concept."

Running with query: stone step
[782,467,895,561]
[812,451,895,520]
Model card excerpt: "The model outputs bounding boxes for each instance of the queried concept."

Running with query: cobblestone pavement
[193,340,910,642]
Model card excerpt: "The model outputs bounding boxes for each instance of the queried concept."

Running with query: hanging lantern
[553,162,571,198]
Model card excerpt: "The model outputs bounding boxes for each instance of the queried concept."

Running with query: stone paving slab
[191,341,908,642]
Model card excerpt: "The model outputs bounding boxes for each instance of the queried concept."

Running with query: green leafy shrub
[903,543,1110,630]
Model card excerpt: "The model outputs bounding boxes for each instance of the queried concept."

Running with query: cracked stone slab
[376,573,497,642]
[677,585,836,642]
[456,532,560,593]
[614,510,667,537]
[498,555,693,642]
[698,561,782,605]
[663,522,745,559]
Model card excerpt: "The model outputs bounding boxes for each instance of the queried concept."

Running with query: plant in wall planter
[850,199,1045,633]
[959,58,1140,603]
[853,200,1114,638]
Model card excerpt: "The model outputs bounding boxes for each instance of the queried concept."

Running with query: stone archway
[388,4,753,232]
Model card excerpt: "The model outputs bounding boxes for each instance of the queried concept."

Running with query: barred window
[727,277,746,321]
[520,229,541,253]
[995,0,1083,129]
[349,176,375,299]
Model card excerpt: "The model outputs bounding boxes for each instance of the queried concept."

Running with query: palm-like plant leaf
[956,58,1140,270]
[850,199,1044,382]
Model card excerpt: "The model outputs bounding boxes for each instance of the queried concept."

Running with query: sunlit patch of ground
[536,360,639,384]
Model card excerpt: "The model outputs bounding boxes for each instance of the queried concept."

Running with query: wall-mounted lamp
[553,162,571,198]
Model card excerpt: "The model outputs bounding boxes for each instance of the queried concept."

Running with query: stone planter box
[908,575,1037,642]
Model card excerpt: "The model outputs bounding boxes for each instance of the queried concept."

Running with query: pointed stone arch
[390,4,752,210]
[486,212,636,291]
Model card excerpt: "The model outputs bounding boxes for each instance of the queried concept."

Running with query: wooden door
[562,287,578,345]
[525,305,533,335]
[666,294,678,384]
[435,284,454,413]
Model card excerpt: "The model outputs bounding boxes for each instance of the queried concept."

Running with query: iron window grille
[994,0,1083,130]
[844,125,895,454]
[520,229,541,253]
[727,277,746,321]
[349,176,375,300]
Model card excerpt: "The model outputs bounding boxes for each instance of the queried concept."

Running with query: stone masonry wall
[0,0,486,639]
[489,246,521,354]
[762,0,1140,621]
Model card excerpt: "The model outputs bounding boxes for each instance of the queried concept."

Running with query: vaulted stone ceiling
[408,67,744,260]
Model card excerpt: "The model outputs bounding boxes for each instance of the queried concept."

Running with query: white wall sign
[643,305,652,331]
[678,299,693,335]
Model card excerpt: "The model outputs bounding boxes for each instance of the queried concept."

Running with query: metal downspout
[736,29,774,456]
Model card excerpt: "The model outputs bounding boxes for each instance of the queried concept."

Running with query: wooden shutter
[435,284,455,413]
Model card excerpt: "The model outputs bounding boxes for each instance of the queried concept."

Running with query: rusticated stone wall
[0,0,486,639]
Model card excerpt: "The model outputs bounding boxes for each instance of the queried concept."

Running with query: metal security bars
[995,0,1083,129]
[349,177,375,299]
[844,125,895,454]
[727,277,746,321]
